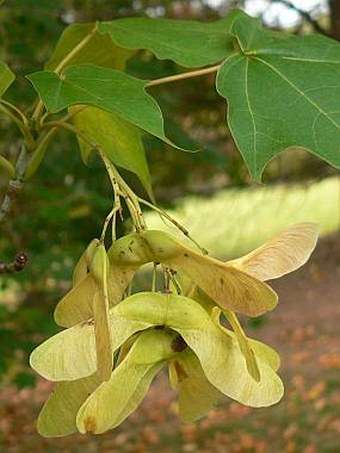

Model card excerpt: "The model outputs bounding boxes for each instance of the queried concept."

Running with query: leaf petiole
[0,99,28,125]
[54,26,97,75]
[0,102,35,148]
[146,64,221,88]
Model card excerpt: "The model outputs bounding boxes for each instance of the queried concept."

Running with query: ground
[0,233,339,452]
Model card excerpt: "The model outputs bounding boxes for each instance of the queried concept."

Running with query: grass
[145,176,340,259]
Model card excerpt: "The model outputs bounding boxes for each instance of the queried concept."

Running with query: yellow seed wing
[138,230,278,317]
[54,274,96,327]
[54,265,137,328]
[76,329,176,434]
[167,253,278,317]
[37,374,100,438]
[30,315,155,381]
[72,238,99,287]
[175,323,284,408]
[223,310,260,381]
[89,245,113,381]
[105,228,282,317]
[72,252,88,287]
[249,338,281,371]
[169,351,223,424]
[93,290,113,382]
[30,320,97,381]
[228,222,318,281]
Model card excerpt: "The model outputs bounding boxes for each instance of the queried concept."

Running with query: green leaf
[46,23,134,70]
[0,61,15,97]
[76,329,176,434]
[28,64,181,149]
[98,11,243,68]
[71,106,153,198]
[37,374,101,437]
[216,12,340,180]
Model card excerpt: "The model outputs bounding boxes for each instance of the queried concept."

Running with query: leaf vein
[255,57,340,131]
[244,59,257,169]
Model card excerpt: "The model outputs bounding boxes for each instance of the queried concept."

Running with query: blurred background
[0,1,339,451]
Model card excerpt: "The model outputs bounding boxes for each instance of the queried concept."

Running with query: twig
[0,143,28,223]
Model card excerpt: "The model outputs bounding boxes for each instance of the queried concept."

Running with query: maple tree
[0,8,339,437]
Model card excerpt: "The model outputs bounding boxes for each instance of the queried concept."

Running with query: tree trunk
[329,0,340,40]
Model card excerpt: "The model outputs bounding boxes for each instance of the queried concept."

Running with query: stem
[100,207,120,243]
[146,64,221,88]
[163,265,171,292]
[41,120,80,136]
[126,197,144,231]
[0,100,28,125]
[44,120,206,250]
[137,197,208,254]
[99,151,146,231]
[0,103,21,126]
[168,269,181,294]
[51,105,89,125]
[152,262,158,292]
[0,143,29,223]
[0,104,34,148]
[54,27,97,75]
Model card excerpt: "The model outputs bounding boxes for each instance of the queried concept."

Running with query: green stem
[99,151,146,231]
[168,269,181,294]
[49,105,89,125]
[43,119,206,250]
[54,27,97,75]
[137,197,208,254]
[100,207,119,244]
[0,99,28,125]
[146,64,221,88]
[0,103,34,148]
[152,262,158,292]
[46,119,146,233]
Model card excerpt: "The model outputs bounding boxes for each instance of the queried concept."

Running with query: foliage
[0,5,339,438]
